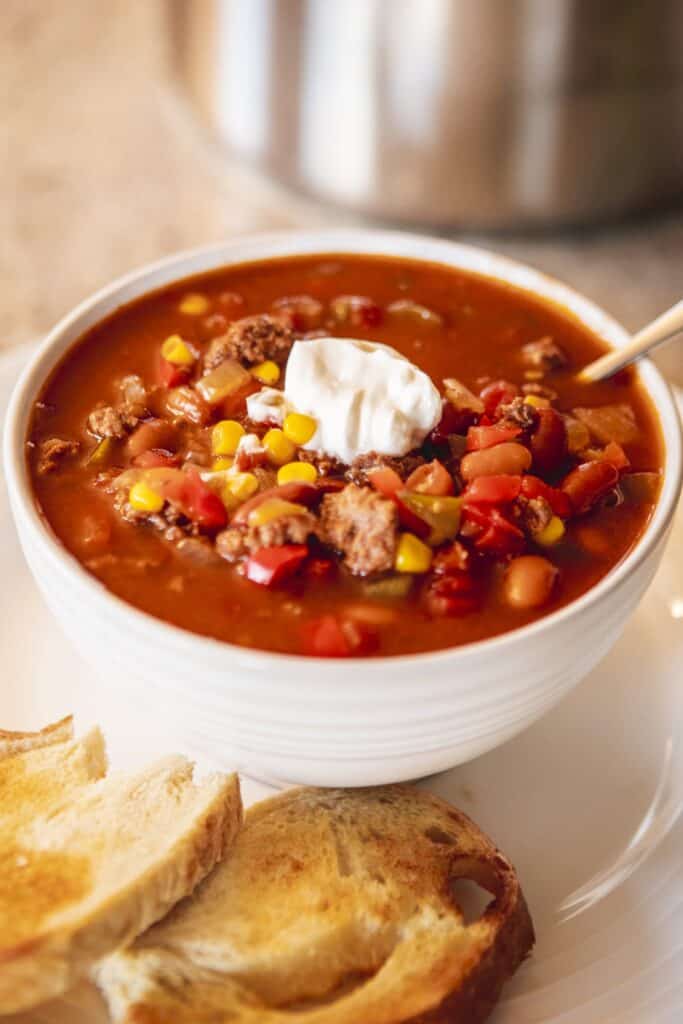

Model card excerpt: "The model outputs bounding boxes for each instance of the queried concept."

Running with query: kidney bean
[529,408,567,472]
[461,442,532,482]
[127,419,179,458]
[504,556,558,609]
[561,461,619,514]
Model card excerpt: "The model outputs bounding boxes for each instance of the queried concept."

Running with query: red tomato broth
[28,254,663,657]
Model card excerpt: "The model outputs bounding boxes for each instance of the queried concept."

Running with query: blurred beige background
[2,0,682,377]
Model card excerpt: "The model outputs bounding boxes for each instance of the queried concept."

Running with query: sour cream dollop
[267,337,442,464]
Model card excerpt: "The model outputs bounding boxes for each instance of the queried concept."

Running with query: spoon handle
[578,298,683,383]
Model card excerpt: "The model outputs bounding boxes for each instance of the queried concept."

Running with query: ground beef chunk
[215,527,247,562]
[318,484,398,576]
[216,508,316,562]
[497,396,538,432]
[87,375,150,439]
[37,437,79,474]
[298,449,346,478]
[204,315,294,371]
[514,495,553,537]
[345,451,426,486]
[88,406,126,439]
[521,336,568,372]
[114,491,198,538]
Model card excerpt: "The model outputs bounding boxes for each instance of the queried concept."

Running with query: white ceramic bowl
[4,231,682,786]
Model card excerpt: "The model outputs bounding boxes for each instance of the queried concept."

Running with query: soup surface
[28,254,663,657]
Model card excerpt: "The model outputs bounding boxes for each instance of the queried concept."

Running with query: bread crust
[0,714,73,760]
[99,784,534,1024]
[0,725,243,1014]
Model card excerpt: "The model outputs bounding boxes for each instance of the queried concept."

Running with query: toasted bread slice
[98,785,534,1024]
[0,724,243,1014]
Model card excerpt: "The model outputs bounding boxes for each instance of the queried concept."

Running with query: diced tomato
[405,460,454,496]
[464,474,522,505]
[480,379,518,418]
[601,441,630,471]
[301,614,378,657]
[132,449,181,469]
[463,504,525,557]
[520,475,571,517]
[466,424,521,451]
[165,466,227,530]
[561,461,619,515]
[245,545,309,587]
[368,466,403,497]
[424,572,480,617]
[157,357,189,389]
[429,401,475,442]
[529,408,567,472]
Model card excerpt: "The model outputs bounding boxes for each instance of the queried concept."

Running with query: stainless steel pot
[168,0,683,230]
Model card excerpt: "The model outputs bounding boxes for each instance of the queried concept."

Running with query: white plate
[2,344,683,1023]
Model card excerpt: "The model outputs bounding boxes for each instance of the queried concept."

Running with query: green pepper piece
[400,493,463,546]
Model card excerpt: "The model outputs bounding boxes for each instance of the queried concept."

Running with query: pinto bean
[460,442,532,482]
[504,555,558,609]
[164,386,211,426]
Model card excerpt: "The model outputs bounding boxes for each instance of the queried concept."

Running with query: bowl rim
[4,227,682,674]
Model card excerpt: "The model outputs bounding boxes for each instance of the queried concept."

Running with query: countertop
[2,0,682,380]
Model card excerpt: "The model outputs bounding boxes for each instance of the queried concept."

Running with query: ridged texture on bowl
[14,512,669,785]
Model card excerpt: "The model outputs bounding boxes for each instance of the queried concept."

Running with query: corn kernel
[161,334,196,367]
[277,461,318,485]
[283,412,317,445]
[251,360,281,385]
[524,394,551,409]
[212,457,234,472]
[535,515,566,547]
[178,292,210,316]
[263,428,297,466]
[224,472,259,503]
[129,480,165,513]
[248,498,306,527]
[395,533,433,574]
[212,419,245,456]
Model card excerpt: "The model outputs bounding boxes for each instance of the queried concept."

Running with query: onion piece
[196,359,251,405]
[387,298,443,327]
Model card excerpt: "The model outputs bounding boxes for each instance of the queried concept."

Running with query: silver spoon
[578,298,683,383]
